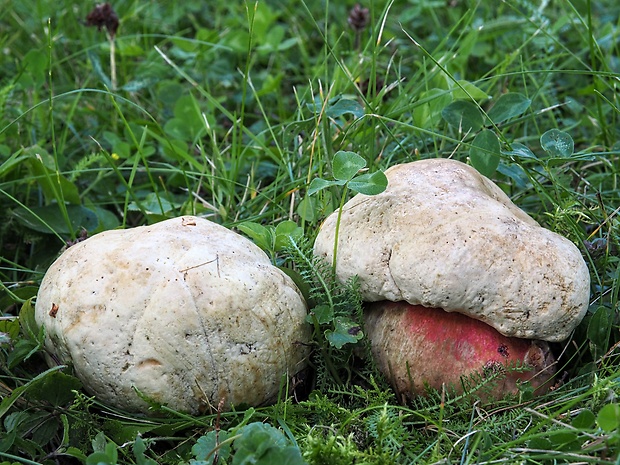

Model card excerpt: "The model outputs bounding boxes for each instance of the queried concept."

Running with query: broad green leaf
[24,144,56,170]
[232,422,305,465]
[257,72,284,95]
[86,451,116,465]
[488,92,531,123]
[540,129,574,157]
[274,221,301,237]
[92,431,107,453]
[4,411,29,433]
[0,318,19,343]
[31,414,61,447]
[307,304,334,325]
[587,306,612,358]
[26,371,82,407]
[274,221,303,250]
[7,336,42,368]
[223,29,251,54]
[163,94,210,142]
[257,26,298,54]
[307,95,365,119]
[250,2,277,39]
[413,88,451,129]
[548,430,579,448]
[496,163,529,189]
[572,409,595,429]
[19,299,39,341]
[237,222,274,252]
[102,419,161,446]
[156,80,185,106]
[527,437,552,450]
[0,365,66,419]
[0,286,38,312]
[503,142,537,160]
[160,138,189,163]
[127,192,181,215]
[0,149,29,178]
[326,98,365,119]
[296,196,316,222]
[134,436,159,465]
[13,204,100,235]
[325,317,363,349]
[64,447,89,462]
[348,171,388,195]
[597,403,620,432]
[84,201,121,233]
[451,80,489,101]
[192,430,232,464]
[307,177,345,196]
[18,49,48,88]
[441,100,484,132]
[163,119,198,142]
[332,151,366,181]
[104,440,119,463]
[0,428,17,452]
[102,130,131,159]
[306,95,325,114]
[12,300,42,366]
[26,149,81,205]
[117,41,145,57]
[469,129,500,177]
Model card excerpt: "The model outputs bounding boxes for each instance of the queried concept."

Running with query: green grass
[1,0,619,463]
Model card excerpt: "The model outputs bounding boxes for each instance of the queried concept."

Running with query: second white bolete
[314,158,590,342]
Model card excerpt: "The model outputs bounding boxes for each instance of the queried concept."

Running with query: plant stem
[107,31,117,90]
[331,186,349,275]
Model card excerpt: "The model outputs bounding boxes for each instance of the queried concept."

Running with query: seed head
[348,4,370,32]
[85,3,119,38]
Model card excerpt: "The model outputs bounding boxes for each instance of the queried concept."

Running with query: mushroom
[314,158,590,400]
[35,216,310,414]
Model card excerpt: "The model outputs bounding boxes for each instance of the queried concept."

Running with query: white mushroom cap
[35,216,310,414]
[314,159,590,342]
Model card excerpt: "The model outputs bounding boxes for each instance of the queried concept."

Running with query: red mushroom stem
[364,302,556,402]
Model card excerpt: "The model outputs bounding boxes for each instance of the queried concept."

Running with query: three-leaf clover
[308,151,387,197]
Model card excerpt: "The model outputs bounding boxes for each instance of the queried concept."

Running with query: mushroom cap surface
[314,158,590,342]
[35,216,310,414]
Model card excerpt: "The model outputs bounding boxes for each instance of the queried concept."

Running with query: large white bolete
[314,158,590,399]
[35,216,310,414]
